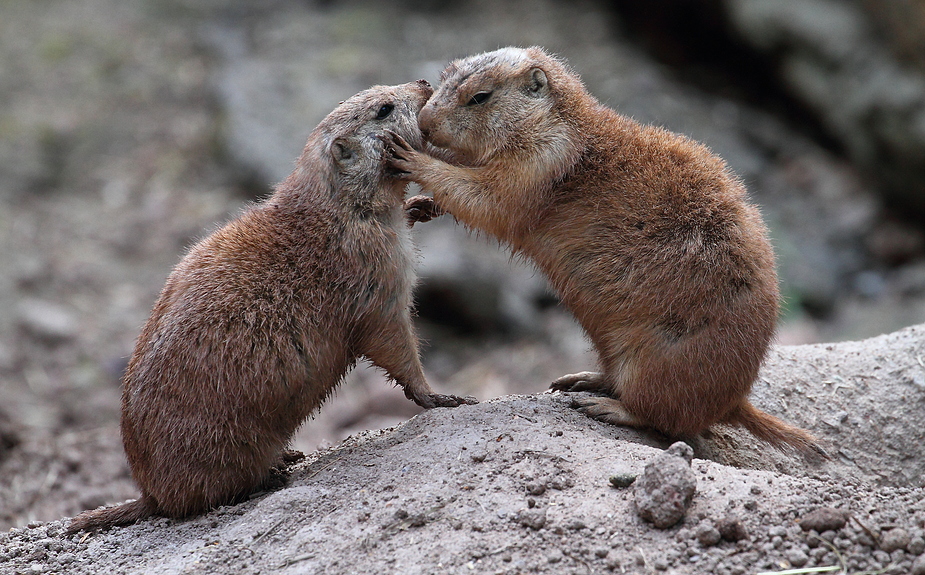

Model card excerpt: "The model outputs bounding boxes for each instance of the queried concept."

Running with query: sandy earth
[1,325,924,575]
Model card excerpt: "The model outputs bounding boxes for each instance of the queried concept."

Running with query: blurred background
[1,0,924,527]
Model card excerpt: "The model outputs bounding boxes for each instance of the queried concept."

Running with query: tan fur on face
[390,47,823,457]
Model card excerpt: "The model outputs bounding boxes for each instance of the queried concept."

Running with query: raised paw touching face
[385,130,428,180]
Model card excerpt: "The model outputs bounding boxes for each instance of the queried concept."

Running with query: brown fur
[67,80,476,535]
[388,47,823,456]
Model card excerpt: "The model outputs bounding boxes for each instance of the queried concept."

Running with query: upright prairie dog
[388,47,823,455]
[68,80,476,534]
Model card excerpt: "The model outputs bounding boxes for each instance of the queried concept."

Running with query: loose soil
[2,326,924,575]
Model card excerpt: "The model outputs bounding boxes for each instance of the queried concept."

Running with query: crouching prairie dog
[67,80,477,535]
[387,47,824,456]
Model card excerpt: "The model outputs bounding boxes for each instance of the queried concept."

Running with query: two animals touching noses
[67,46,825,535]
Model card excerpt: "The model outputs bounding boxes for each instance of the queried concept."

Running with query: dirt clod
[526,482,547,496]
[912,554,925,575]
[880,528,911,553]
[695,519,722,547]
[785,547,810,567]
[799,507,848,532]
[909,535,925,556]
[717,516,749,542]
[609,473,637,488]
[633,441,697,529]
[515,508,547,531]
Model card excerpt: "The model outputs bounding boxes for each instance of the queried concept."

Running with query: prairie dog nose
[419,104,435,132]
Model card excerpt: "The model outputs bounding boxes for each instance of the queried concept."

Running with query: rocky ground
[2,326,925,574]
[1,0,925,573]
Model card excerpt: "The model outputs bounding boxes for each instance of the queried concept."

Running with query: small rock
[57,553,77,565]
[912,554,925,575]
[785,547,810,567]
[717,516,749,542]
[547,475,574,490]
[890,548,906,565]
[470,450,488,463]
[908,535,925,556]
[516,508,547,531]
[609,473,637,488]
[525,482,546,496]
[856,530,877,547]
[768,526,787,538]
[695,520,722,547]
[799,507,847,532]
[633,442,697,529]
[665,441,694,463]
[910,373,925,390]
[881,528,911,553]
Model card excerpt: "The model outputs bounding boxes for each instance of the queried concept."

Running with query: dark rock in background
[609,0,925,227]
[196,0,925,339]
[722,0,925,223]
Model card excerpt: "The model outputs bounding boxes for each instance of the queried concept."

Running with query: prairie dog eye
[467,91,492,106]
[375,103,394,120]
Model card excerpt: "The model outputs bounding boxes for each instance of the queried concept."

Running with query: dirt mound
[2,325,924,575]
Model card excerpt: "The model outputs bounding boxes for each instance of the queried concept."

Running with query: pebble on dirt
[798,507,848,532]
[609,473,637,488]
[912,553,925,575]
[515,508,547,531]
[694,519,722,547]
[880,527,911,553]
[716,515,749,542]
[633,441,696,529]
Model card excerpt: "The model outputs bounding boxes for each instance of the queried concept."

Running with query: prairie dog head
[294,80,434,209]
[420,47,585,166]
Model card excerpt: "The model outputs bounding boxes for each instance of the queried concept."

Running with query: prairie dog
[67,80,476,534]
[388,47,823,455]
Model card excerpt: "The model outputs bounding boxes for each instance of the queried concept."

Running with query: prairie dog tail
[724,401,829,459]
[66,494,158,535]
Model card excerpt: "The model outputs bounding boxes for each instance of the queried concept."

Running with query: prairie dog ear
[331,137,357,165]
[527,68,549,97]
